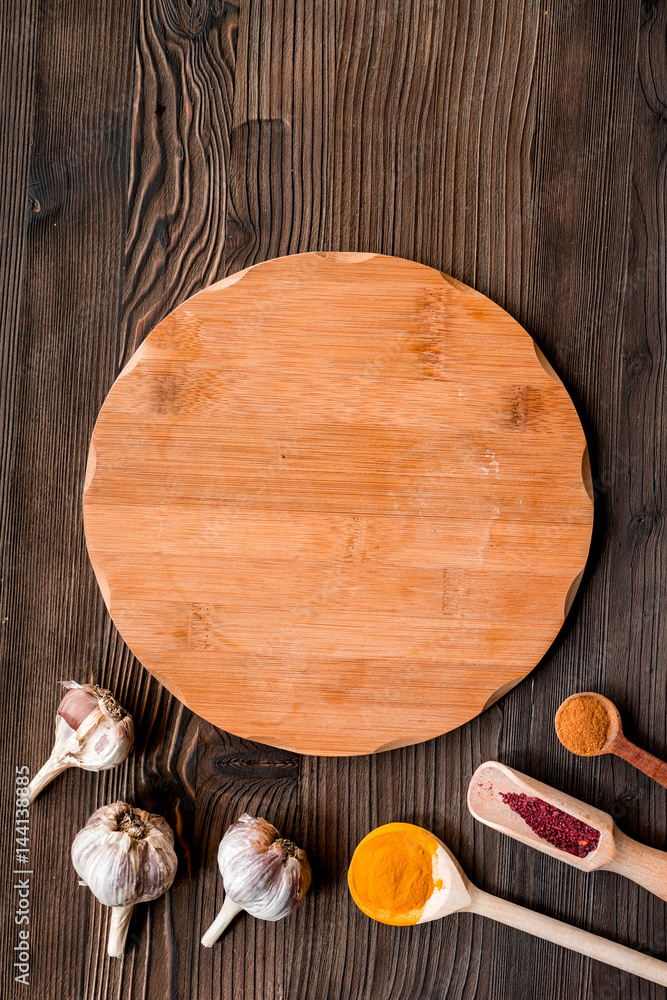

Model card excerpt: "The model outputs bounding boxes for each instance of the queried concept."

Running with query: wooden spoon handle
[604,828,667,901]
[467,886,667,986]
[613,735,667,790]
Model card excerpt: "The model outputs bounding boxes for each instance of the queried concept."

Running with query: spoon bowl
[555,691,621,755]
[347,823,471,925]
[419,839,472,922]
[467,761,615,871]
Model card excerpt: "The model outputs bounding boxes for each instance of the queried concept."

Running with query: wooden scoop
[556,691,667,789]
[348,823,667,986]
[467,761,667,902]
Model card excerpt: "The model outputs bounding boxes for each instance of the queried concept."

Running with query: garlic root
[108,904,136,958]
[201,896,244,947]
[27,757,73,804]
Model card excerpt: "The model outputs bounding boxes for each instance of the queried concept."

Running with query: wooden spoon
[348,822,667,986]
[467,761,667,902]
[556,691,667,789]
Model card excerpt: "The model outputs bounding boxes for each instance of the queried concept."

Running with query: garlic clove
[71,801,178,957]
[202,814,311,948]
[28,681,134,804]
[58,685,99,729]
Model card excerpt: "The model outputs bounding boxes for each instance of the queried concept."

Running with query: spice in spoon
[501,792,600,858]
[348,822,443,926]
[555,694,611,756]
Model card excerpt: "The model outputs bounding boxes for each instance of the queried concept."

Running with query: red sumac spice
[501,792,600,858]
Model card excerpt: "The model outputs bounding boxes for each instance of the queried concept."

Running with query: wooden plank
[120,0,238,365]
[223,0,335,270]
[0,0,37,540]
[97,4,241,1000]
[0,0,142,997]
[0,4,39,1000]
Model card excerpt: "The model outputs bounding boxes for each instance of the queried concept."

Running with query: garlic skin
[201,814,311,947]
[28,681,134,804]
[72,801,177,957]
[220,815,311,920]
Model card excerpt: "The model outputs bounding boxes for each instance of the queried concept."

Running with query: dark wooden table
[2,2,666,998]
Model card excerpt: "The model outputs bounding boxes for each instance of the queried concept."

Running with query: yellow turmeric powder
[347,822,441,925]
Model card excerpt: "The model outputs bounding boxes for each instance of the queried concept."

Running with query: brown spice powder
[555,695,611,756]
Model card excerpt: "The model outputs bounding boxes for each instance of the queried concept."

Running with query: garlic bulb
[28,681,134,803]
[201,814,311,947]
[71,801,177,956]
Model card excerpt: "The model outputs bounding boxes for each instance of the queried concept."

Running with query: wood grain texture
[1,0,665,998]
[120,0,238,366]
[84,251,592,755]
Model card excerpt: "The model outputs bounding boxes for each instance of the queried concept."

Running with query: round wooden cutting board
[83,252,593,756]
